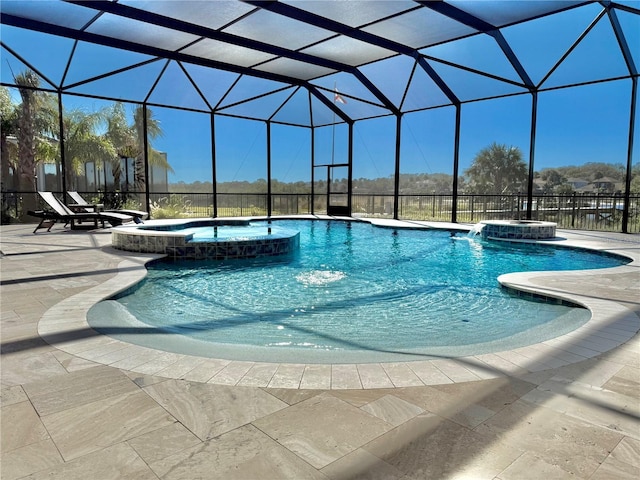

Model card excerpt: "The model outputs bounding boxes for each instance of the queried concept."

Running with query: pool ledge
[36,222,640,389]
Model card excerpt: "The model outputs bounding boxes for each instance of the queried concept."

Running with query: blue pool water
[89,220,628,363]
[187,225,281,241]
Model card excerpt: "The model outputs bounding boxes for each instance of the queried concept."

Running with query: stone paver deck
[1,219,638,479]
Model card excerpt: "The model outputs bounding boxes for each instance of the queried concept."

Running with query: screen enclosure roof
[1,0,639,127]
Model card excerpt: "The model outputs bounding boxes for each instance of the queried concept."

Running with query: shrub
[150,195,192,219]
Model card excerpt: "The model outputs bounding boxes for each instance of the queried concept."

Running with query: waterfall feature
[468,223,485,237]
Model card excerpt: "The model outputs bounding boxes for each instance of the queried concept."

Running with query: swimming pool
[89,220,629,363]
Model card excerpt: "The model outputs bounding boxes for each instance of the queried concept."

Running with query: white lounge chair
[28,192,134,233]
[68,191,148,220]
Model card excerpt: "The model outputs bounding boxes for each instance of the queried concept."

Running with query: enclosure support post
[348,121,354,216]
[608,5,637,233]
[622,77,637,234]
[142,105,151,215]
[266,120,272,217]
[451,104,461,223]
[393,114,402,220]
[211,113,217,218]
[57,91,67,198]
[526,91,538,221]
[310,125,315,215]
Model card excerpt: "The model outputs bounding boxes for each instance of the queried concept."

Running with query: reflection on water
[295,270,346,286]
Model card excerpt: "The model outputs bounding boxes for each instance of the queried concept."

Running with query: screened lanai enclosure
[1,0,639,232]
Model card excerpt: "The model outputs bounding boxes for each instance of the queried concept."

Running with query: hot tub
[480,220,557,240]
[111,219,299,260]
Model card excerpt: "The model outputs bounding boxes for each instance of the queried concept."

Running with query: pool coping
[37,217,640,389]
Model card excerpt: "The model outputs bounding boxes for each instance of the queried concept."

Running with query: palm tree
[15,71,41,218]
[0,86,20,223]
[132,105,170,193]
[3,71,60,220]
[34,92,60,189]
[14,71,58,218]
[102,103,172,197]
[0,86,18,190]
[464,142,527,195]
[104,102,135,189]
[62,108,116,190]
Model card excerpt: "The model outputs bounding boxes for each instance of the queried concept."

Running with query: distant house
[534,176,622,195]
[149,152,169,192]
[81,153,169,193]
[590,177,618,193]
[575,177,619,194]
[4,134,61,191]
[567,178,589,190]
[4,134,169,193]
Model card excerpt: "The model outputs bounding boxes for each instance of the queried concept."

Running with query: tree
[630,164,640,194]
[14,71,58,218]
[0,86,18,190]
[464,142,527,194]
[132,105,171,192]
[540,169,568,194]
[15,71,40,217]
[553,162,625,182]
[101,103,172,194]
[104,102,136,189]
[62,108,116,190]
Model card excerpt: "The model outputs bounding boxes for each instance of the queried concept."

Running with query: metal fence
[4,190,639,233]
[399,193,639,232]
[148,192,313,217]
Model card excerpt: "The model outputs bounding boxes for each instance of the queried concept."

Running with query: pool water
[89,220,628,363]
[186,225,291,242]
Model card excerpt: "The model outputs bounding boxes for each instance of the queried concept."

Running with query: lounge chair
[28,192,134,233]
[67,191,148,220]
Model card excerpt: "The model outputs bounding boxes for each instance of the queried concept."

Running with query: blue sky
[1,3,638,184]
